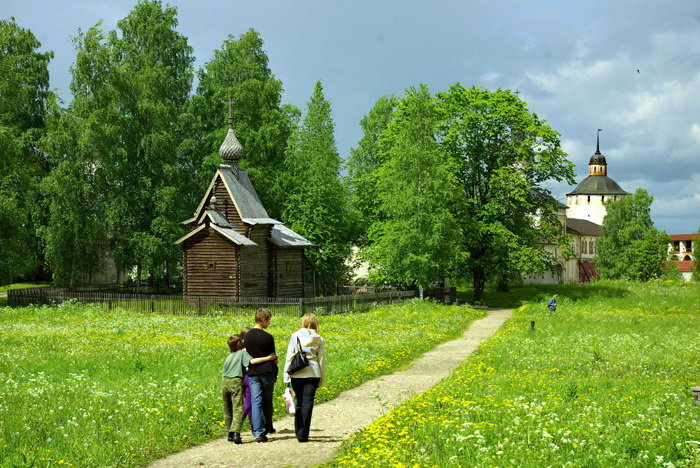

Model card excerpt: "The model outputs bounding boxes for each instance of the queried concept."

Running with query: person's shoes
[267,428,277,435]
[232,432,242,444]
[255,435,268,443]
[297,437,308,443]
[227,432,236,442]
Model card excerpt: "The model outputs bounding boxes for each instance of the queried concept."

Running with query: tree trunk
[472,267,486,304]
[419,285,424,300]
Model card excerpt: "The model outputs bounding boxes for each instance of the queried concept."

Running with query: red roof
[673,260,693,272]
[670,234,698,241]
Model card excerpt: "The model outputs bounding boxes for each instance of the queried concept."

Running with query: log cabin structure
[175,121,315,298]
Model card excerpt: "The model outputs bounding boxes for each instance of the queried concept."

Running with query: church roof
[270,225,316,248]
[589,151,607,165]
[566,218,603,236]
[219,127,244,160]
[219,168,269,219]
[566,175,629,196]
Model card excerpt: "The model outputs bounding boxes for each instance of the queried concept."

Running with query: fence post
[299,298,304,317]
[151,296,155,314]
[198,297,202,315]
[108,299,112,312]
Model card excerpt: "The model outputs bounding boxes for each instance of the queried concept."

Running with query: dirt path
[150,308,513,468]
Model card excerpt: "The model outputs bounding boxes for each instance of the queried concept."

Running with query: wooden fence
[7,288,417,317]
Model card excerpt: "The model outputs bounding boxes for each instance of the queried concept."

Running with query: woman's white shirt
[283,328,325,385]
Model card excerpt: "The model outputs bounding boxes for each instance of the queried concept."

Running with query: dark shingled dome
[589,151,607,165]
[567,175,629,196]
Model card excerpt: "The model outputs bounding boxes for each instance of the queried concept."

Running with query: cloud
[521,25,700,232]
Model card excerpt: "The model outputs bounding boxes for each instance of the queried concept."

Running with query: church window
[582,240,587,254]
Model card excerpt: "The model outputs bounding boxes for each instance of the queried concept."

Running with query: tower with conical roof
[565,130,629,225]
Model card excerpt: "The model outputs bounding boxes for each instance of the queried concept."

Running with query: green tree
[283,81,353,294]
[347,95,397,242]
[367,85,461,297]
[661,259,681,281]
[182,29,298,218]
[435,85,575,303]
[691,229,700,282]
[596,188,668,281]
[0,18,53,284]
[42,0,195,284]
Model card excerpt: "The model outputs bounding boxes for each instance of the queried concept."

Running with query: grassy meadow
[0,299,483,467]
[331,280,700,467]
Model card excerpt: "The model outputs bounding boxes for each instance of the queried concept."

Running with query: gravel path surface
[149,308,513,468]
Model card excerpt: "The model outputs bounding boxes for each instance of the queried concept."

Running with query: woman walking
[283,312,326,443]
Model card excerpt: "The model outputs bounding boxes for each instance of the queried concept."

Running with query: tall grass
[330,281,700,467]
[0,299,483,467]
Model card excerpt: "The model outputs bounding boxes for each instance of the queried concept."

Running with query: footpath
[150,308,513,468]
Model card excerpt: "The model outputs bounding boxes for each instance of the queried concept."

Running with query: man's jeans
[248,373,277,438]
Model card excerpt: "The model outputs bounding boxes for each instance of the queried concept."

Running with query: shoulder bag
[287,335,309,375]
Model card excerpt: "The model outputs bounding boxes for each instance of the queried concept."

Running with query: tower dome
[565,130,629,226]
[219,127,244,162]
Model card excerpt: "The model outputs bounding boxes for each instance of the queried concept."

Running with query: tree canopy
[347,95,397,243]
[42,0,195,284]
[358,84,574,301]
[283,81,354,293]
[366,85,461,295]
[0,18,53,284]
[595,188,668,281]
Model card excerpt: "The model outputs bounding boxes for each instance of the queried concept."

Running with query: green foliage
[0,18,53,284]
[42,0,195,284]
[436,85,575,302]
[360,84,573,302]
[661,259,681,281]
[283,81,354,293]
[347,95,397,242]
[182,29,298,218]
[0,300,483,466]
[596,188,668,281]
[367,85,461,293]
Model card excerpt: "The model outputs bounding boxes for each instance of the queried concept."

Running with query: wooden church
[175,121,315,298]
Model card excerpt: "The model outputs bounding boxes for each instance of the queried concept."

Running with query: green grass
[330,280,700,467]
[0,282,50,293]
[0,299,484,467]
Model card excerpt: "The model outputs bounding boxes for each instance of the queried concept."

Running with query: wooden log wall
[184,228,239,296]
[239,225,272,297]
[276,248,304,297]
[303,255,315,297]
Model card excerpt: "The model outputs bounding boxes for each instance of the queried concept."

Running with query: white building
[565,134,629,225]
[525,134,628,284]
[668,234,696,281]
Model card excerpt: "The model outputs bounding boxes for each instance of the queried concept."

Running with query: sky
[3,0,700,233]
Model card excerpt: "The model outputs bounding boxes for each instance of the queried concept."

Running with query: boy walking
[547,294,558,314]
[245,308,278,442]
[222,334,276,444]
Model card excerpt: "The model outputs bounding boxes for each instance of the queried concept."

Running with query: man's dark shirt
[245,328,277,376]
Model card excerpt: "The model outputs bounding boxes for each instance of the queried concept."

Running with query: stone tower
[566,131,629,225]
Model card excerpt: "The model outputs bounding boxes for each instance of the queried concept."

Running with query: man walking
[244,308,278,442]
